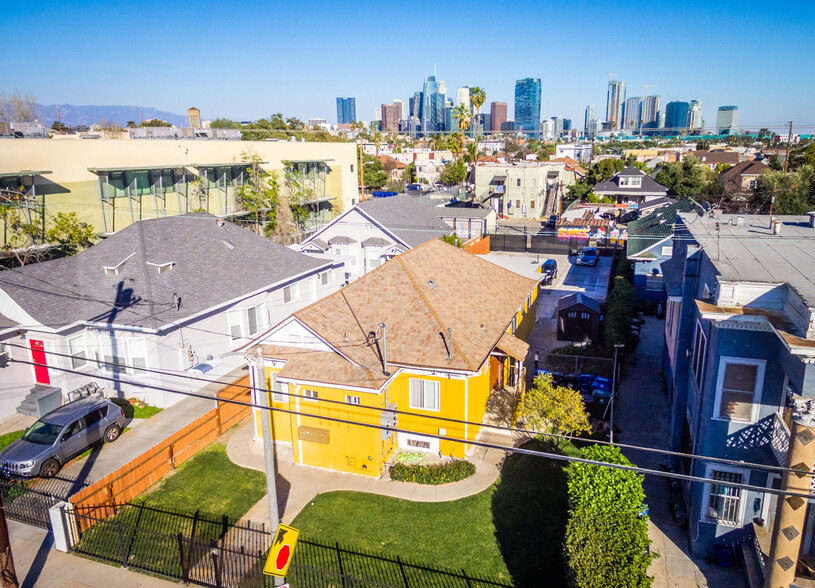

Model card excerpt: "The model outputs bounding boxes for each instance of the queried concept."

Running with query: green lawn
[111,398,163,419]
[0,430,25,451]
[292,438,570,587]
[138,442,266,521]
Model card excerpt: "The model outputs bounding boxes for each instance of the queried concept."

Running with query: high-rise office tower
[563,119,572,132]
[550,117,564,136]
[716,106,739,135]
[640,95,661,135]
[606,80,626,126]
[665,101,690,135]
[688,100,703,133]
[514,78,542,137]
[584,105,596,131]
[381,104,400,132]
[455,86,471,108]
[392,100,404,123]
[491,102,507,132]
[421,75,447,134]
[336,97,356,124]
[624,97,642,131]
[409,92,422,119]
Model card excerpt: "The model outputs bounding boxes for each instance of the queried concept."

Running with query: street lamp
[610,343,625,444]
[190,348,282,586]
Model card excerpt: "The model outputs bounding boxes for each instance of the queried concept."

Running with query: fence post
[335,542,347,588]
[116,518,128,568]
[177,532,189,583]
[168,444,175,471]
[211,539,222,588]
[216,407,223,436]
[396,555,410,588]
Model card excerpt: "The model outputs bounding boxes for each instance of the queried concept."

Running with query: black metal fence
[68,502,511,588]
[490,232,621,257]
[0,474,86,529]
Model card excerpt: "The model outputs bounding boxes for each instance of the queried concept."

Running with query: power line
[7,341,814,482]
[7,354,812,501]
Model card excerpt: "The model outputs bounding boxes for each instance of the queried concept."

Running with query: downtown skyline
[3,0,813,132]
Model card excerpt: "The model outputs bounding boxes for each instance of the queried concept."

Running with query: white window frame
[247,303,268,336]
[270,372,286,403]
[303,389,319,401]
[68,334,88,369]
[129,338,148,374]
[399,432,439,454]
[99,333,127,374]
[409,378,440,412]
[712,356,766,423]
[691,320,707,390]
[702,464,747,527]
[320,271,330,286]
[345,395,360,405]
[228,309,243,340]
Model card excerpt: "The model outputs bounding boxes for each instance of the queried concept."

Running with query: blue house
[662,211,815,585]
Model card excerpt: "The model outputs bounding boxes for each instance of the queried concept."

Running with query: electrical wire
[6,354,812,501]
[7,341,815,482]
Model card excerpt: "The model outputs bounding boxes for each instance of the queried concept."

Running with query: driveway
[615,317,746,588]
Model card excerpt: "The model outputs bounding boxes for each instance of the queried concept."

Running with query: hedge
[389,459,476,485]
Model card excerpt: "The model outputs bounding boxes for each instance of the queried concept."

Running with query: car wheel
[40,458,61,478]
[104,424,122,443]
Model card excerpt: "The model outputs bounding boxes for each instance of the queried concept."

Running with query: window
[581,312,590,319]
[303,389,318,401]
[350,164,355,173]
[320,271,330,286]
[345,395,360,405]
[408,438,431,449]
[748,179,757,190]
[691,321,707,389]
[84,407,107,428]
[283,285,293,304]
[619,176,642,188]
[704,468,744,526]
[68,335,87,369]
[409,379,440,411]
[99,335,126,374]
[247,304,268,335]
[713,357,765,422]
[270,372,285,403]
[515,200,521,208]
[228,309,242,340]
[530,200,535,209]
[568,311,576,318]
[516,179,521,187]
[129,338,148,373]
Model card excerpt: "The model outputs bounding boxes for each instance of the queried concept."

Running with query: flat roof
[190,162,264,167]
[88,165,186,173]
[0,170,52,178]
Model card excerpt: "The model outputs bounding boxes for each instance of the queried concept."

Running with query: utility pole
[0,494,19,588]
[783,121,793,173]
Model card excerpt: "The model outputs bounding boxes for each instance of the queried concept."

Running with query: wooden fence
[463,234,490,255]
[69,376,252,526]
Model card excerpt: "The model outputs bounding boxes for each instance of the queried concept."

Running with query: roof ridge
[394,251,477,371]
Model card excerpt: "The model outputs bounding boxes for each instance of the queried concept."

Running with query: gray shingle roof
[361,237,391,247]
[356,195,452,248]
[557,292,602,313]
[594,167,669,196]
[434,206,493,219]
[0,214,329,332]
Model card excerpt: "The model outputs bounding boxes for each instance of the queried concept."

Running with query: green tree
[46,212,95,256]
[140,118,172,127]
[755,165,815,214]
[126,120,137,128]
[0,207,43,266]
[469,86,486,137]
[588,158,625,185]
[654,155,709,197]
[564,445,656,588]
[439,159,467,186]
[210,118,240,129]
[440,234,462,247]
[404,161,416,184]
[238,151,280,235]
[361,155,387,190]
[566,182,592,201]
[452,103,471,148]
[51,121,67,133]
[520,374,590,436]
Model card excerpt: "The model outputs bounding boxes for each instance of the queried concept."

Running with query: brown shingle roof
[718,160,770,181]
[255,239,538,389]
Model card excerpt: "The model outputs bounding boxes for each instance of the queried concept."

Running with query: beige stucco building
[0,138,358,245]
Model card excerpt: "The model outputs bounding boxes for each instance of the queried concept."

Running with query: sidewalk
[226,417,514,525]
[8,520,175,588]
[615,316,745,588]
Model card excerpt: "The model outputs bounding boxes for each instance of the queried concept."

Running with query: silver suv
[0,396,126,478]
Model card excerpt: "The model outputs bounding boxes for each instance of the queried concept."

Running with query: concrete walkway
[226,417,515,525]
[8,520,175,588]
[615,316,745,588]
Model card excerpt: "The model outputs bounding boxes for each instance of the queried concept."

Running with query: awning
[189,162,265,168]
[490,174,507,184]
[495,332,529,362]
[88,165,187,173]
[0,170,52,178]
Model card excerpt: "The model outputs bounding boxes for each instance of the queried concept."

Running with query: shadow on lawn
[491,438,569,588]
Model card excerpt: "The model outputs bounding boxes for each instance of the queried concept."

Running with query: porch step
[16,385,63,417]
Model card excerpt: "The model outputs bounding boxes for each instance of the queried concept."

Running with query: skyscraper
[421,75,447,134]
[665,101,690,135]
[392,99,404,123]
[606,80,625,127]
[716,106,739,135]
[584,105,596,131]
[381,104,400,132]
[514,78,541,137]
[490,102,507,133]
[624,97,642,131]
[336,97,356,124]
[641,95,661,135]
[409,92,422,119]
[455,87,471,108]
[550,117,564,136]
[688,100,703,133]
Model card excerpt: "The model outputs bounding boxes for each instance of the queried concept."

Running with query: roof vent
[808,211,815,229]
[216,218,225,228]
[736,216,745,226]
[221,239,235,250]
[773,220,782,235]
[428,279,435,289]
[147,262,175,273]
[103,252,136,276]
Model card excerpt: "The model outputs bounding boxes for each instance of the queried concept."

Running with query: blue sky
[4,0,813,131]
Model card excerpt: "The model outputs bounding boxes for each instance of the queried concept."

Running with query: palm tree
[448,133,464,159]
[374,131,383,157]
[452,103,471,148]
[469,86,486,138]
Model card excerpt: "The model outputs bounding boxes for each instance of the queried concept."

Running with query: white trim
[711,356,766,423]
[294,384,303,465]
[302,206,411,251]
[701,463,748,527]
[762,473,782,523]
[408,378,441,412]
[691,319,707,390]
[398,432,439,454]
[464,373,469,454]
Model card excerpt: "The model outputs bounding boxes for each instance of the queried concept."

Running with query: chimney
[773,220,782,235]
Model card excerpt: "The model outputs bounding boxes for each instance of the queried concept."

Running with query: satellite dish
[695,204,706,217]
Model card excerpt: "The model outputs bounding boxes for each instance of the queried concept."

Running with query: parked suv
[541,259,558,283]
[546,214,558,228]
[0,396,125,478]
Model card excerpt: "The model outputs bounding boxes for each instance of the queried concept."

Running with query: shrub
[564,445,656,588]
[390,459,475,485]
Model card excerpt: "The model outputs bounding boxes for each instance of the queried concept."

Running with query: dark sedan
[576,247,599,267]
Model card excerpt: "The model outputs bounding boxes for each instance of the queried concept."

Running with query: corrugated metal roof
[626,198,698,259]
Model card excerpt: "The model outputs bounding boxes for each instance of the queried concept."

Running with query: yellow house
[245,239,539,477]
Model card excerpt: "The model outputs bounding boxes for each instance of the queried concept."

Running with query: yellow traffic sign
[263,523,300,578]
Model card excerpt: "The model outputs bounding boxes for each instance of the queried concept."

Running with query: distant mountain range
[34,104,188,127]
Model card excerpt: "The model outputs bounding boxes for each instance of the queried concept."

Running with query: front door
[30,340,50,384]
[489,356,501,389]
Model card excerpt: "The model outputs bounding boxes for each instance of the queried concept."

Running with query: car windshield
[22,420,63,445]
